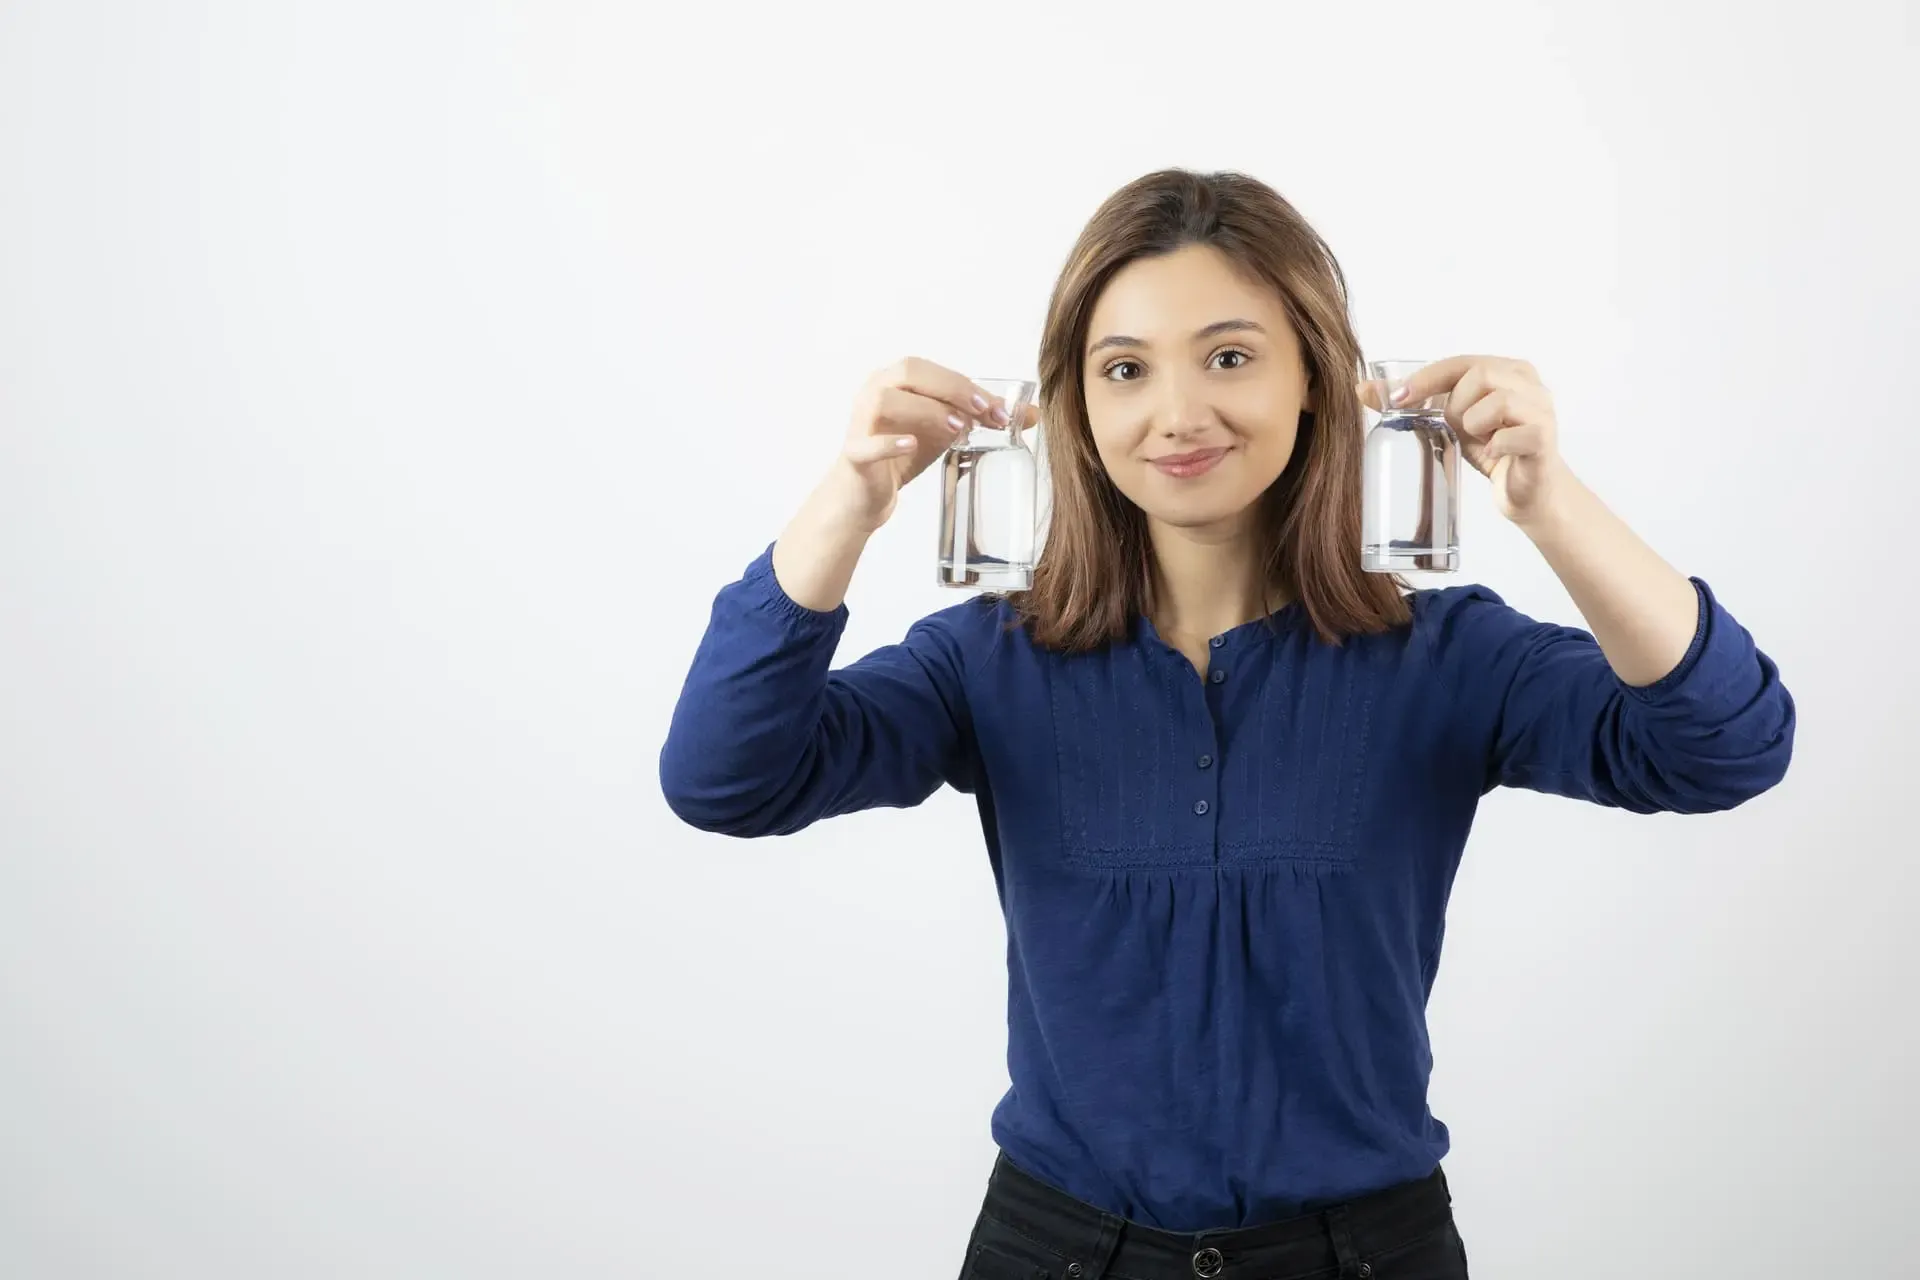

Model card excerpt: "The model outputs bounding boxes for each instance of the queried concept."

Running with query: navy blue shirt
[659,546,1794,1230]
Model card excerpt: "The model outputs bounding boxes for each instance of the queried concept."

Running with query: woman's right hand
[773,358,1037,612]
[829,357,1029,531]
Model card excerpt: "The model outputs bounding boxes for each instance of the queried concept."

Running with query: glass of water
[938,377,1039,590]
[1361,359,1460,573]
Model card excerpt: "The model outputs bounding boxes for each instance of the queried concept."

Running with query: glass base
[938,559,1032,590]
[1363,545,1459,574]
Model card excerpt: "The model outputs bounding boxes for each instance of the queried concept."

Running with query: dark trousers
[959,1152,1469,1280]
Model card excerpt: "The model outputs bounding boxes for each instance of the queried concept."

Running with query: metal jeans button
[1192,1246,1224,1278]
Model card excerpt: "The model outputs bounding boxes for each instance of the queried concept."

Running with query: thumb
[844,433,920,467]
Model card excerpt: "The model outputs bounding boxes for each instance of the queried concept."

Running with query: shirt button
[1208,635,1225,649]
[1197,754,1213,769]
[1209,668,1226,684]
[1193,799,1209,815]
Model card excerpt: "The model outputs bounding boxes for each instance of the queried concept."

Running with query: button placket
[1179,638,1224,859]
[1191,711,1221,834]
[1197,649,1227,851]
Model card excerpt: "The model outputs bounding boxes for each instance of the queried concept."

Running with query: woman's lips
[1149,446,1229,479]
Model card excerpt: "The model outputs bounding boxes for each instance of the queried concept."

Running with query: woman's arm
[1375,356,1794,811]
[662,358,1023,836]
[1368,355,1714,686]
[1514,471,1700,687]
[658,544,980,837]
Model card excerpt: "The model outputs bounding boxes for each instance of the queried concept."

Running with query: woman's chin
[1141,495,1260,533]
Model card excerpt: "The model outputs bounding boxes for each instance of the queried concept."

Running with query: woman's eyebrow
[1087,318,1267,356]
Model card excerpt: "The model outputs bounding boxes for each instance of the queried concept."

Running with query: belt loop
[1325,1203,1363,1279]
[1076,1212,1124,1280]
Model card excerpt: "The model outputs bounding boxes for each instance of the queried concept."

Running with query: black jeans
[958,1153,1469,1280]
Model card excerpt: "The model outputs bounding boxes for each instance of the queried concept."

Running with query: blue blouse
[659,545,1794,1230]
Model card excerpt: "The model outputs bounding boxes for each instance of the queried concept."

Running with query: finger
[883,356,1012,426]
[1460,386,1552,441]
[1447,364,1537,434]
[871,384,974,441]
[1448,370,1500,436]
[843,432,921,466]
[1483,422,1549,460]
[1389,355,1541,411]
[1388,355,1481,407]
[1021,402,1042,429]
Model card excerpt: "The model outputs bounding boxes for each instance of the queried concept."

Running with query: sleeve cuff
[736,542,851,634]
[1620,577,1750,708]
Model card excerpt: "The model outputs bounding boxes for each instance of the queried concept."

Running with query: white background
[2,1,1915,1276]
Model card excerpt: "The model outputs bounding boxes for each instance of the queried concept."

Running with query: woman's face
[1081,243,1312,534]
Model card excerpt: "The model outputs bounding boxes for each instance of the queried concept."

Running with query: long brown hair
[1012,169,1409,649]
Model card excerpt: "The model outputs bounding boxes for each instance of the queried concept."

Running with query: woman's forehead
[1090,245,1287,336]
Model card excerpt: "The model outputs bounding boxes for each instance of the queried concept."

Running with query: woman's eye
[1103,350,1249,382]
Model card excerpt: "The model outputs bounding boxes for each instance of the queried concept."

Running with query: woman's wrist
[771,470,879,613]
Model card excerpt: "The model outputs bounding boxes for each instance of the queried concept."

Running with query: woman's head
[1082,241,1311,534]
[1017,168,1409,648]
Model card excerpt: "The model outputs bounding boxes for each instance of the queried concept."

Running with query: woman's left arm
[1364,356,1794,813]
[1366,355,1699,687]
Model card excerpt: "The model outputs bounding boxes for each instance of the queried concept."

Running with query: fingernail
[947,413,966,432]
[991,404,1012,426]
[1390,384,1412,406]
[972,393,990,412]
[896,436,916,450]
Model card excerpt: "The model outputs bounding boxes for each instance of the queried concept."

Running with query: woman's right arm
[658,358,1029,838]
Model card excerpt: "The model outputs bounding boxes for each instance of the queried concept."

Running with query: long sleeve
[658,545,980,837]
[1425,579,1795,814]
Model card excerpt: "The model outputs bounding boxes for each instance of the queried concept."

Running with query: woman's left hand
[1359,355,1571,526]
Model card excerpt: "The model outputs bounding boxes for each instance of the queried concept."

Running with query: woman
[659,169,1794,1280]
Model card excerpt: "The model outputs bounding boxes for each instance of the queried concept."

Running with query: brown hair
[1011,169,1409,649]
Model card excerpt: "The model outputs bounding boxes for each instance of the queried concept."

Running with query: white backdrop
[2,2,1915,1276]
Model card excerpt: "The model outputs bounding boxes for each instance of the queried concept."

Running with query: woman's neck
[1145,515,1283,646]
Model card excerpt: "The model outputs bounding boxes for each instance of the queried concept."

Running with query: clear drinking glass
[1362,359,1460,573]
[938,377,1039,590]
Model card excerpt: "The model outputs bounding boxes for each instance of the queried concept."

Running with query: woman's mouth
[1149,446,1230,479]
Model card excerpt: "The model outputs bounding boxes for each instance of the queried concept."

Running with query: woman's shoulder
[1397,580,1598,668]
[900,591,1033,669]
[1403,580,1515,618]
[1396,580,1551,649]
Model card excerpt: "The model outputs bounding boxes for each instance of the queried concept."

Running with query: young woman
[659,169,1794,1280]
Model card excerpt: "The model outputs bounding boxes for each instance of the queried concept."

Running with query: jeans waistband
[981,1153,1455,1280]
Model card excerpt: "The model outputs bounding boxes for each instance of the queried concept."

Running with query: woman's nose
[1153,372,1216,436]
